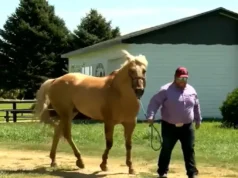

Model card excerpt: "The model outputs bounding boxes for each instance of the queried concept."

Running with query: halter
[129,74,146,99]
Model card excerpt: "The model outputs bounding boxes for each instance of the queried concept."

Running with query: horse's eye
[142,69,146,74]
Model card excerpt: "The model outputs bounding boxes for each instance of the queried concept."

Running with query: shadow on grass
[72,118,224,124]
[213,122,238,129]
[0,167,127,178]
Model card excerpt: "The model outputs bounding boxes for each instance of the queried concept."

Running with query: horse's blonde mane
[119,50,148,69]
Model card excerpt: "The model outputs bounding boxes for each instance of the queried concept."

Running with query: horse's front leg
[122,120,136,174]
[100,122,115,171]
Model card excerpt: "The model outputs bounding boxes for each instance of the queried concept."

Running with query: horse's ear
[121,49,134,62]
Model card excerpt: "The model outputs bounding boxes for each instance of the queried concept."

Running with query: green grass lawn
[0,103,33,121]
[0,121,237,177]
[0,121,237,171]
[0,103,32,110]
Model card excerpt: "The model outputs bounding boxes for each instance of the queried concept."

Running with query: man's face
[175,77,188,88]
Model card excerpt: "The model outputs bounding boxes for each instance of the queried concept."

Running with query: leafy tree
[71,9,121,49]
[0,0,72,98]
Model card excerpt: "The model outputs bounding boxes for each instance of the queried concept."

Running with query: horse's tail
[33,78,57,126]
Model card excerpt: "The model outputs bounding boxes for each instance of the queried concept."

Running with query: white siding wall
[68,44,129,76]
[67,43,238,120]
[128,44,238,119]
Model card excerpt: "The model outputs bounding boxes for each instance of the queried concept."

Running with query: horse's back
[48,72,109,120]
[72,73,109,120]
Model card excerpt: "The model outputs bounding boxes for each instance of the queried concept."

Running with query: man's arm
[146,88,166,120]
[194,94,202,125]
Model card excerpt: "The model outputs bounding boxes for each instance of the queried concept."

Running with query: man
[146,67,202,178]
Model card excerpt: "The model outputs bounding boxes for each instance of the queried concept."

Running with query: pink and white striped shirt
[146,82,202,125]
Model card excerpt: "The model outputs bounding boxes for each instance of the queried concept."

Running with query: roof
[61,7,238,58]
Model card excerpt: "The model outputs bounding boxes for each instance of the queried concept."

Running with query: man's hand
[195,122,200,129]
[147,116,154,125]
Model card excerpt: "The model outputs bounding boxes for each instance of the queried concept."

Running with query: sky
[0,0,238,35]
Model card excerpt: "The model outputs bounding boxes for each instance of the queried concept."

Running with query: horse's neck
[111,66,136,100]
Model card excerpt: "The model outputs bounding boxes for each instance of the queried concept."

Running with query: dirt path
[0,149,237,178]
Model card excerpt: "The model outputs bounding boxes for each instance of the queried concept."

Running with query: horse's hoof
[100,163,108,171]
[76,159,85,169]
[50,162,57,167]
[129,168,135,174]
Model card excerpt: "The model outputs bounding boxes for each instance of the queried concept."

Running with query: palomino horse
[34,71,119,124]
[34,49,148,174]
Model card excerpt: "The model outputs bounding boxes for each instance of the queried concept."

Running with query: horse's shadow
[0,167,126,178]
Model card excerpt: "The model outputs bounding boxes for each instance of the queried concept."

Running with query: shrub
[0,89,25,99]
[219,88,238,128]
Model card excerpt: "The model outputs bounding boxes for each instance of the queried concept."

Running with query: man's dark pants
[157,120,198,177]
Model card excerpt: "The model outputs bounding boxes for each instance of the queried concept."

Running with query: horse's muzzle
[134,88,144,99]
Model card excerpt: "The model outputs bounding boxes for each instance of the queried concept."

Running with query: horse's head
[120,50,148,99]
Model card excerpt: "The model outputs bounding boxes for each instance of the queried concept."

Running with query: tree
[71,9,121,49]
[0,0,72,98]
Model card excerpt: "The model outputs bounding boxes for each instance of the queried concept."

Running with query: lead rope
[139,100,163,151]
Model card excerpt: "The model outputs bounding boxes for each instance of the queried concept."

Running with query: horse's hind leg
[49,123,62,167]
[122,121,136,174]
[100,122,115,171]
[63,119,85,169]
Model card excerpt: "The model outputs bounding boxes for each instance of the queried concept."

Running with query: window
[70,64,82,72]
[82,66,93,75]
[70,64,93,76]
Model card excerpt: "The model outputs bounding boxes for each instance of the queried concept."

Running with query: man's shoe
[158,174,167,178]
[188,175,198,178]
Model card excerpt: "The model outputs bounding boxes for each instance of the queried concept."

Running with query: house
[61,7,238,120]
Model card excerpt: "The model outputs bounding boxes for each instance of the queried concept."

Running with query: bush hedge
[219,88,238,128]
